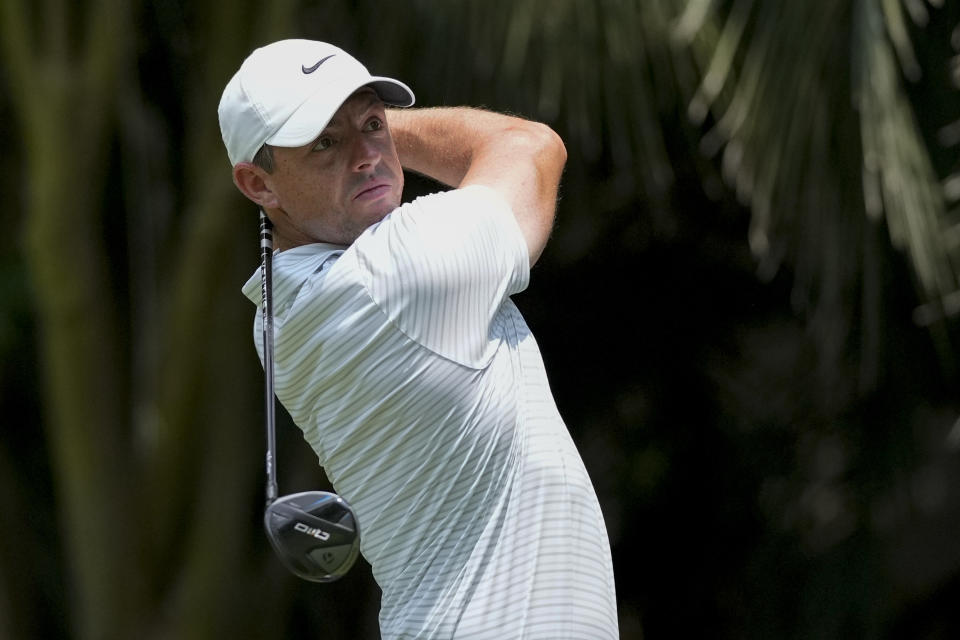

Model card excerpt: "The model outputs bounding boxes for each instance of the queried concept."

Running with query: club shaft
[260,211,279,504]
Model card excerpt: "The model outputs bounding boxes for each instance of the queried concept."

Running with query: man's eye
[366,118,383,132]
[314,136,333,151]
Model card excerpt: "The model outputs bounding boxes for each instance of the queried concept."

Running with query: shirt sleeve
[352,184,530,368]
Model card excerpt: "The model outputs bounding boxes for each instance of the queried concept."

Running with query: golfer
[219,39,618,639]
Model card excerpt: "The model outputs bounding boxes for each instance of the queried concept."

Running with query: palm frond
[408,0,694,231]
[677,0,959,385]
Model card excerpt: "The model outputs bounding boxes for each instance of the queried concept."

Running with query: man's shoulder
[364,185,517,248]
[239,243,346,310]
[400,184,511,214]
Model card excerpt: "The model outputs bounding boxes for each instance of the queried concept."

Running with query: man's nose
[351,135,381,171]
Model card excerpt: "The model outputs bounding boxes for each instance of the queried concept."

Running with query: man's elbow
[508,121,567,179]
[545,124,568,167]
[531,121,567,167]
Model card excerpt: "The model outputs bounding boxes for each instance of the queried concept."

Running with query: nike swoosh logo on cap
[302,55,335,74]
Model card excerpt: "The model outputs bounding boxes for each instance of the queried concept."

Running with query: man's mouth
[353,182,391,201]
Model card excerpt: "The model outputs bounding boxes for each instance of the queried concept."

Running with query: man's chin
[343,202,396,241]
[369,197,402,222]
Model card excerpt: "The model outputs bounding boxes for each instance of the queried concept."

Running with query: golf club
[259,210,360,582]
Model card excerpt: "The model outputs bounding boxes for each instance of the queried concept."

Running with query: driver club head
[264,491,360,582]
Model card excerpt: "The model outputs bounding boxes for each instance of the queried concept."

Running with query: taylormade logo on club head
[294,521,331,541]
[302,55,335,74]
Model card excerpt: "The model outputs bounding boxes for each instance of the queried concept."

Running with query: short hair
[252,144,275,173]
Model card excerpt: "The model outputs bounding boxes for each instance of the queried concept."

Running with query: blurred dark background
[1,1,958,638]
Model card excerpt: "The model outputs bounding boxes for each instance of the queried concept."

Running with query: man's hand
[386,107,567,267]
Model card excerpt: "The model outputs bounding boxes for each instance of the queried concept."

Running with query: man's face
[264,89,403,247]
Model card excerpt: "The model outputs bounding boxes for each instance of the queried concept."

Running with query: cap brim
[266,76,415,149]
[367,76,415,108]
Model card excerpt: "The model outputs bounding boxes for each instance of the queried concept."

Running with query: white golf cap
[218,39,415,166]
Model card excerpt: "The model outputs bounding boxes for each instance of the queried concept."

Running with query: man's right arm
[386,107,567,267]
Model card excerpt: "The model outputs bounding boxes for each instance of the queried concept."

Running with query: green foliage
[678,0,960,388]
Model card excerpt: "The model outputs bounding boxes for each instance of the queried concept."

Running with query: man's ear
[233,163,280,209]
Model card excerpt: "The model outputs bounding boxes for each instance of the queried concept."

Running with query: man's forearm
[386,107,536,187]
[386,105,566,266]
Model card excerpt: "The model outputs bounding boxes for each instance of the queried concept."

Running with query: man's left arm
[386,106,566,268]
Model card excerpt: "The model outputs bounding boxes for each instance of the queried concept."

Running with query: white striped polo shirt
[242,185,618,639]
